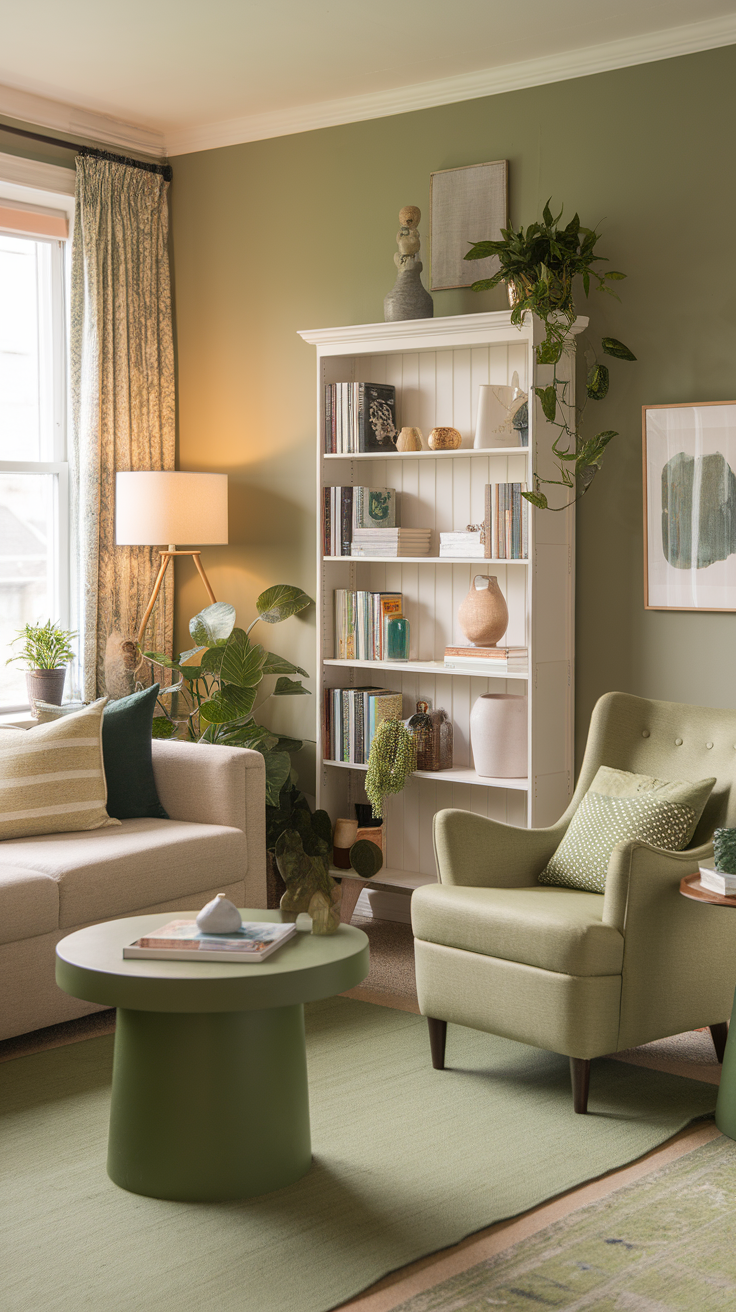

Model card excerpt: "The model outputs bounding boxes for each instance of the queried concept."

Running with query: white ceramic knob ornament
[196,894,242,934]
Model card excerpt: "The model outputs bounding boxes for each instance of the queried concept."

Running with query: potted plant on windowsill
[6,620,77,714]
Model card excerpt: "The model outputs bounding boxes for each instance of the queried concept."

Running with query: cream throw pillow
[538,765,715,894]
[0,699,120,840]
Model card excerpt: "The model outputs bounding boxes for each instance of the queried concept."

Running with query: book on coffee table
[123,919,297,962]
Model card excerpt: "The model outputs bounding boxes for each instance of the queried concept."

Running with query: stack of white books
[351,528,432,557]
[439,531,485,559]
[699,866,736,896]
[443,644,529,674]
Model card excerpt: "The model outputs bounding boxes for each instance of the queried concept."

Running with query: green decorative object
[349,839,383,879]
[365,717,416,819]
[144,586,314,808]
[102,684,168,821]
[714,828,736,875]
[275,830,342,935]
[464,201,636,511]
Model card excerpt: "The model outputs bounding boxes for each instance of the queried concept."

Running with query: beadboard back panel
[299,312,582,892]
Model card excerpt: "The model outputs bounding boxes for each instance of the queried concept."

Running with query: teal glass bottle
[384,614,410,662]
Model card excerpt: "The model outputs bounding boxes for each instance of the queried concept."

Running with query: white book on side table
[699,867,736,896]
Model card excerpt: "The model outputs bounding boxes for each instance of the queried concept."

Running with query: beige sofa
[0,739,266,1041]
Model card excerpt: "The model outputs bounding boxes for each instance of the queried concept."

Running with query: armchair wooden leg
[710,1023,728,1064]
[428,1017,447,1070]
[570,1057,590,1114]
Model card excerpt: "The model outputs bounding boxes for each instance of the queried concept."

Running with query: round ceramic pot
[470,693,528,778]
[396,427,423,452]
[457,575,508,646]
[26,668,66,715]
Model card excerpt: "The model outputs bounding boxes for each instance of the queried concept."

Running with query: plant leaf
[256,585,314,625]
[151,717,179,739]
[200,647,224,674]
[261,750,293,808]
[143,651,181,670]
[220,636,266,687]
[274,735,304,753]
[536,338,563,365]
[273,676,311,696]
[535,385,557,422]
[177,646,206,664]
[604,271,626,280]
[199,684,258,724]
[601,336,637,361]
[522,490,548,510]
[261,651,309,677]
[189,602,236,647]
[586,364,610,400]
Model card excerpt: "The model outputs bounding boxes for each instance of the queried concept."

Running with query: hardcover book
[123,919,297,962]
[358,383,398,453]
[352,487,396,529]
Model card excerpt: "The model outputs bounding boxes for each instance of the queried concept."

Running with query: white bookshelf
[298,311,584,902]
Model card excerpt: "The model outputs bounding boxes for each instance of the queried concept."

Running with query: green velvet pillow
[538,766,715,894]
[102,684,169,821]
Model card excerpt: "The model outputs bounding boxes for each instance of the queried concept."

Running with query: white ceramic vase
[474,372,526,449]
[470,693,528,778]
[196,894,242,933]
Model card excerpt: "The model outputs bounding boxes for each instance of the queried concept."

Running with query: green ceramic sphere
[349,839,383,879]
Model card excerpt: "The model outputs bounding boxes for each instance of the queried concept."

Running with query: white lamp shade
[115,472,229,546]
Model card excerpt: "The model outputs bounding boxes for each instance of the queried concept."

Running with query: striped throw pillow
[0,699,120,840]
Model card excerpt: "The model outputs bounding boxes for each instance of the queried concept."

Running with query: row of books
[325,687,403,764]
[334,590,402,660]
[324,382,398,454]
[485,482,529,559]
[323,486,397,556]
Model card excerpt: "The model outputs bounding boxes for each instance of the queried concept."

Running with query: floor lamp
[115,471,229,647]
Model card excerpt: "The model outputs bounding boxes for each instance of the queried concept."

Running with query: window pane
[0,473,57,707]
[0,235,54,461]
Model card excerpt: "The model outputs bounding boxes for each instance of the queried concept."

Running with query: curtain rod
[0,121,173,181]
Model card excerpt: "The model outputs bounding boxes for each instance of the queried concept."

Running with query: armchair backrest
[564,692,736,846]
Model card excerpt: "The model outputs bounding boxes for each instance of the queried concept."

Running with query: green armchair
[411,692,736,1112]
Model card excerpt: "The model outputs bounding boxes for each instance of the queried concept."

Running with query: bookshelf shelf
[323,658,529,680]
[330,866,437,895]
[322,758,529,791]
[322,556,529,565]
[323,446,531,461]
[299,310,580,918]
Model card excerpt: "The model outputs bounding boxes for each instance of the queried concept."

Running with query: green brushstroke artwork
[661,451,736,569]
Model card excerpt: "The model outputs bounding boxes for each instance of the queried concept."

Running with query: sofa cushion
[102,685,169,821]
[0,699,119,841]
[0,866,59,945]
[0,818,247,928]
[411,883,624,977]
[538,765,715,894]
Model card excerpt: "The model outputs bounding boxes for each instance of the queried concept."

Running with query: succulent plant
[714,828,736,875]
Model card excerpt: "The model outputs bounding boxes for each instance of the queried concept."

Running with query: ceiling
[1,0,735,156]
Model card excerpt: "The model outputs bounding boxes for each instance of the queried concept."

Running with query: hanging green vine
[464,201,636,511]
[365,717,416,819]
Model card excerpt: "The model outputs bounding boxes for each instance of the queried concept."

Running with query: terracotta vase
[396,426,423,451]
[457,576,508,647]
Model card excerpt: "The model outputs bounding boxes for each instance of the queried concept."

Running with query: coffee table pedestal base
[716,985,736,1140]
[108,1003,311,1201]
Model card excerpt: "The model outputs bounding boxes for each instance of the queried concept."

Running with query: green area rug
[0,998,718,1312]
[395,1134,736,1311]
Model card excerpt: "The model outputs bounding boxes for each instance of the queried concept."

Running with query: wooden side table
[680,873,736,1139]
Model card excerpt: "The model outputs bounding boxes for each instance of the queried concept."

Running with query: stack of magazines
[444,644,529,673]
[334,590,402,660]
[439,530,485,559]
[324,382,397,453]
[351,528,432,557]
[324,687,403,763]
[123,920,296,962]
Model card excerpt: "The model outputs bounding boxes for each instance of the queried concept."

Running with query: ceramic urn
[457,575,508,647]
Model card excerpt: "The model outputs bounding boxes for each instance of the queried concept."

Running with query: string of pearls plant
[365,717,417,819]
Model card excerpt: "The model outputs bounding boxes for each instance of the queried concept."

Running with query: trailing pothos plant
[144,585,314,807]
[464,201,636,510]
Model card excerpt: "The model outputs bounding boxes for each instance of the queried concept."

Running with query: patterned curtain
[70,157,175,701]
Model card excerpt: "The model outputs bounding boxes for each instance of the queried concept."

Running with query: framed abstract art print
[643,401,736,611]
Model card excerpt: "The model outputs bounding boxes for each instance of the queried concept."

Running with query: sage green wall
[169,45,736,781]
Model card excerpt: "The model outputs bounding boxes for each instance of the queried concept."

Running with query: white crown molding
[0,83,166,158]
[298,310,588,357]
[167,14,736,155]
[0,149,74,195]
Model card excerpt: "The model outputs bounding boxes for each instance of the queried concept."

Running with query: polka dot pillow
[538,766,716,894]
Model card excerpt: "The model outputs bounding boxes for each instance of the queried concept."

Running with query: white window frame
[0,158,75,712]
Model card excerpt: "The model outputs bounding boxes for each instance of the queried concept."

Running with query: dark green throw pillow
[102,685,169,821]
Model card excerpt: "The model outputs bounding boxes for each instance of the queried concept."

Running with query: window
[0,184,72,711]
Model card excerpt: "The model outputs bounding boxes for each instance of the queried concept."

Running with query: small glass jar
[384,614,410,662]
[408,700,454,771]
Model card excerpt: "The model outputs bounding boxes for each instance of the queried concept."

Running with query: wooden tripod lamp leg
[192,552,217,604]
[137,554,172,649]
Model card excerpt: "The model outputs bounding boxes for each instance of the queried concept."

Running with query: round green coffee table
[55,910,369,1202]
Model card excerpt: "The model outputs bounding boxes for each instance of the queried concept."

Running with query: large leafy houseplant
[464,201,636,510]
[145,585,313,807]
